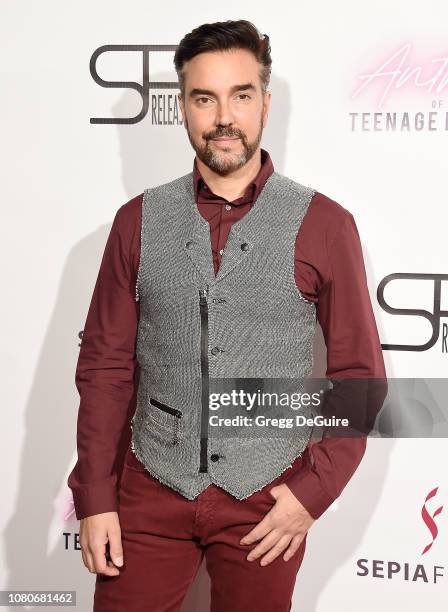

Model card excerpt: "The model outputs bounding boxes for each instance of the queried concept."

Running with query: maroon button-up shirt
[68,148,386,521]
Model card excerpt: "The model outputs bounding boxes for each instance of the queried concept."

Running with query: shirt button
[225,204,231,211]
[241,242,249,251]
[185,240,194,249]
[210,454,220,462]
[219,248,224,255]
[211,347,221,356]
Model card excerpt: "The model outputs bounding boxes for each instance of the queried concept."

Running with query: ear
[178,93,187,127]
[177,92,186,126]
[262,90,271,128]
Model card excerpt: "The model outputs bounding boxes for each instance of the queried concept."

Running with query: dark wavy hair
[174,19,272,97]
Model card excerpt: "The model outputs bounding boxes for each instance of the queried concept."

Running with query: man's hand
[239,483,315,566]
[79,511,124,576]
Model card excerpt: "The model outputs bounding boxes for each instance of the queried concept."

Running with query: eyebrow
[188,83,257,98]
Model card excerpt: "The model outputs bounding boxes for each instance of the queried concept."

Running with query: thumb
[108,531,124,567]
[268,485,279,500]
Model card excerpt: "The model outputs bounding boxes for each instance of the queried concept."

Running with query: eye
[197,97,211,104]
[237,93,251,100]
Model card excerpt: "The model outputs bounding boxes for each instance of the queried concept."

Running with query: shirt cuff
[68,474,119,520]
[284,461,336,520]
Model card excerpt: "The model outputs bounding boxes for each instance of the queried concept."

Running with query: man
[68,19,386,612]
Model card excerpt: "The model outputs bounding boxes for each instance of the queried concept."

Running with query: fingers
[247,530,290,566]
[245,530,306,566]
[81,548,95,573]
[246,529,279,560]
[283,533,304,562]
[259,534,291,566]
[83,546,117,576]
[239,512,273,546]
[92,543,120,576]
[79,513,123,576]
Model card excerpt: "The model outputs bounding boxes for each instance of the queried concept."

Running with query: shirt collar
[193,147,274,206]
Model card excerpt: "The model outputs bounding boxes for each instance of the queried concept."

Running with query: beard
[185,114,264,176]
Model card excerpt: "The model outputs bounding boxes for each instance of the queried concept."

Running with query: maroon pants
[94,444,309,612]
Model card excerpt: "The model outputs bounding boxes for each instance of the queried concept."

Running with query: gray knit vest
[130,169,317,499]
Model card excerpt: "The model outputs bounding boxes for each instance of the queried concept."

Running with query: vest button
[210,454,220,462]
[211,346,221,356]
[185,240,194,249]
[241,242,249,251]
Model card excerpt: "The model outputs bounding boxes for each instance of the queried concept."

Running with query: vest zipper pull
[199,285,209,305]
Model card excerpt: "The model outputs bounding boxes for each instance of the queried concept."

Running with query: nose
[214,100,235,130]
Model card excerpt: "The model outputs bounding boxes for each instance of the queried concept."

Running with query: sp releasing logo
[89,45,181,125]
[378,273,448,352]
[421,486,444,556]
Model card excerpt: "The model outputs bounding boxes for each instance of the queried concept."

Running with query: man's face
[178,48,271,176]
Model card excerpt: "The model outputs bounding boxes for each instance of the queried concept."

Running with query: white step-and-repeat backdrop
[2,1,447,610]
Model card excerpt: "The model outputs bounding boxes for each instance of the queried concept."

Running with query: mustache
[207,131,242,140]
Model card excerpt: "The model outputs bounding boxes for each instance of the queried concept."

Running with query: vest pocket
[149,397,183,418]
[146,397,183,445]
